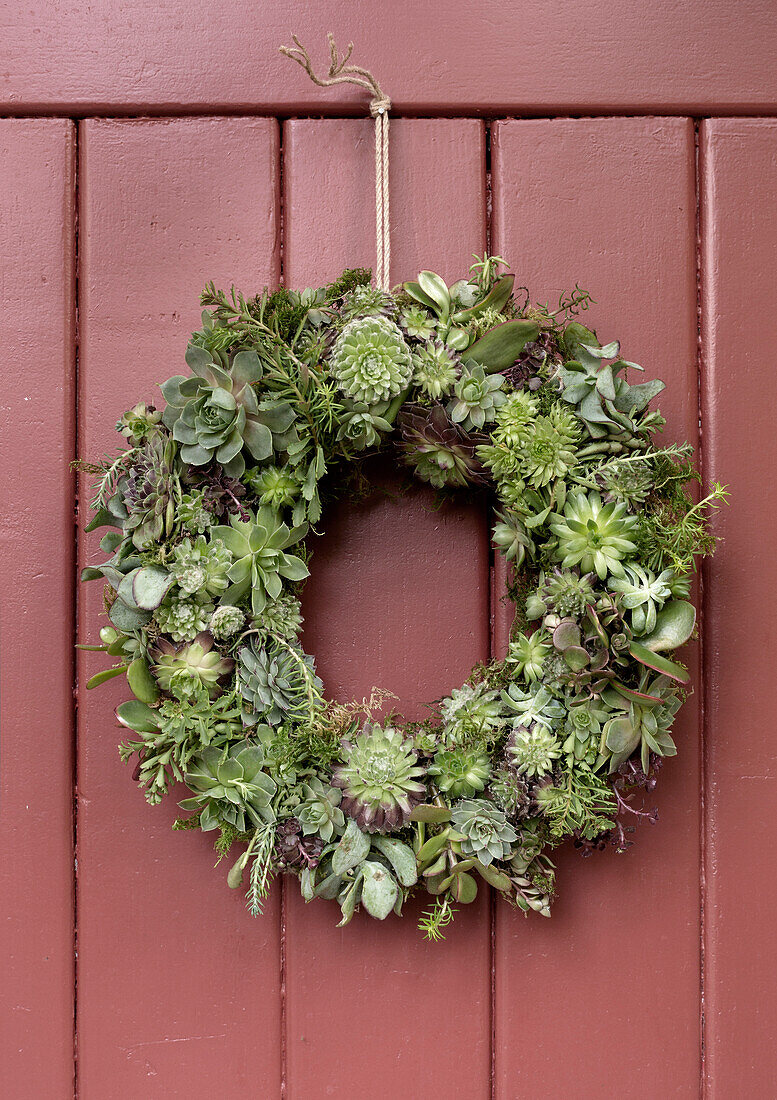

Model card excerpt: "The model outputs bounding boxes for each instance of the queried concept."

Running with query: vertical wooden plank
[491,118,700,1098]
[283,118,492,1100]
[700,118,777,1096]
[77,118,282,1098]
[0,118,76,1100]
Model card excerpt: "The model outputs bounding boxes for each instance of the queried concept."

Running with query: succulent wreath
[78,257,726,939]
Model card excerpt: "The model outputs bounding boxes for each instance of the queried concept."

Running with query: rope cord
[279,34,392,290]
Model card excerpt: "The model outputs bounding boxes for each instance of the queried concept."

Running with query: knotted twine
[279,34,392,291]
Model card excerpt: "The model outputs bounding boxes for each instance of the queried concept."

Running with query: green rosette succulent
[518,404,580,487]
[211,507,309,615]
[246,463,304,509]
[330,316,412,404]
[506,723,562,778]
[178,490,213,534]
[501,683,566,731]
[254,592,304,641]
[549,491,638,580]
[332,723,427,833]
[507,631,551,683]
[161,347,296,477]
[527,570,597,621]
[400,304,437,341]
[208,604,245,640]
[447,363,507,430]
[155,593,214,642]
[336,399,393,451]
[117,402,162,444]
[170,535,232,597]
[451,799,517,866]
[429,746,491,799]
[297,778,346,842]
[609,564,673,635]
[412,340,460,400]
[440,683,503,744]
[180,742,276,831]
[151,632,234,698]
[238,638,322,727]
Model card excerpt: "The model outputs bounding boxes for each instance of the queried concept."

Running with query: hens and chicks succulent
[80,257,724,937]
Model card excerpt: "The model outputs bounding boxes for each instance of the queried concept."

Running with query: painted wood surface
[3,1,777,115]
[0,117,76,1100]
[490,118,701,1098]
[700,117,777,1097]
[284,118,492,1100]
[76,118,283,1098]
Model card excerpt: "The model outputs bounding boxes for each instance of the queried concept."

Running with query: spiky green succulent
[151,632,234,698]
[597,458,654,505]
[121,431,178,550]
[447,363,507,430]
[412,340,460,400]
[254,592,304,642]
[161,347,297,477]
[332,723,426,832]
[518,404,580,487]
[398,403,487,489]
[609,564,673,635]
[238,638,322,727]
[155,593,213,642]
[180,742,276,831]
[491,390,538,446]
[336,399,393,451]
[246,464,304,509]
[440,683,503,744]
[429,746,491,798]
[400,304,437,341]
[116,402,162,444]
[490,768,531,819]
[211,507,309,616]
[170,535,232,597]
[450,798,517,866]
[208,604,245,640]
[527,569,597,621]
[549,491,638,580]
[339,284,397,322]
[297,778,345,842]
[330,316,412,404]
[507,631,551,682]
[506,723,562,778]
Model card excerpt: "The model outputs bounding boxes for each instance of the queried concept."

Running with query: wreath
[78,257,726,938]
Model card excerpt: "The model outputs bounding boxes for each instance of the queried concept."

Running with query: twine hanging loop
[279,34,392,291]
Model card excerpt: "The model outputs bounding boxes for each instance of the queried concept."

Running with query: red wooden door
[2,7,777,1098]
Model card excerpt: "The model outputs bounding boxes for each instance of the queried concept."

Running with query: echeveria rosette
[297,778,345,842]
[336,399,394,452]
[450,799,517,866]
[238,637,322,727]
[447,362,507,430]
[549,491,639,580]
[171,535,232,597]
[332,723,427,833]
[506,723,562,779]
[330,316,412,404]
[429,746,491,799]
[180,742,276,832]
[121,431,178,550]
[211,506,309,616]
[161,346,296,477]
[155,593,213,642]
